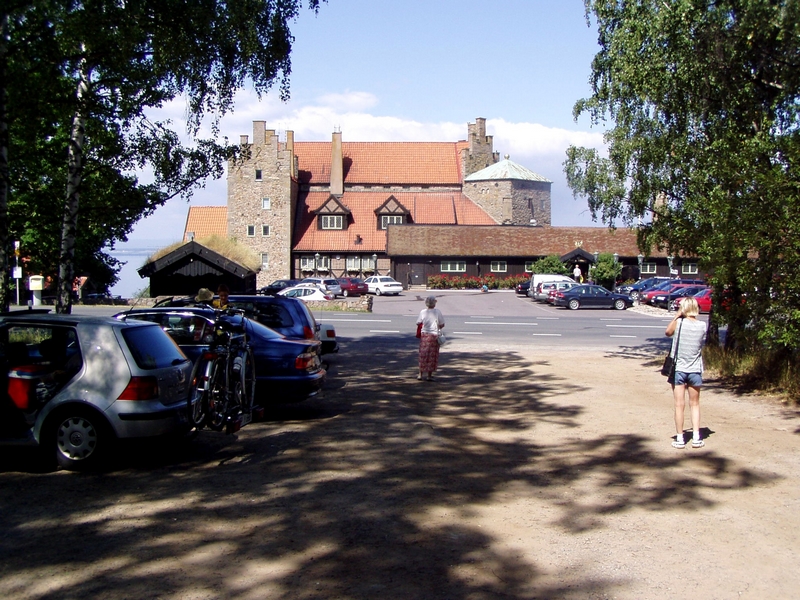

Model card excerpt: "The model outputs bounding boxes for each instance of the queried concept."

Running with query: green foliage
[591,253,622,289]
[531,255,569,275]
[568,0,800,352]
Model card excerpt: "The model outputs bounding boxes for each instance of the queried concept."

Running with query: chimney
[330,130,343,196]
[286,130,295,178]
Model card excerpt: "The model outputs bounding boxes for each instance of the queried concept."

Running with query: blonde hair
[425,295,437,308]
[680,296,700,317]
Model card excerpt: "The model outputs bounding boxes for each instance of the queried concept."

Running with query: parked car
[615,277,671,301]
[300,277,343,297]
[652,285,708,310]
[364,276,403,296]
[671,288,713,313]
[155,294,331,354]
[527,274,575,299]
[515,281,530,295]
[641,281,705,304]
[0,313,194,470]
[318,322,338,354]
[279,285,335,302]
[546,281,580,303]
[115,307,325,402]
[337,277,369,297]
[259,279,302,296]
[552,284,633,310]
[534,281,578,302]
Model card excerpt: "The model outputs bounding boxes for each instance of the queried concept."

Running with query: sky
[109,0,607,297]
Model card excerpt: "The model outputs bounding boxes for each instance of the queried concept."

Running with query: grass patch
[704,344,800,404]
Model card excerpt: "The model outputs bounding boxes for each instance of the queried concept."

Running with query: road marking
[464,321,538,326]
[606,325,666,329]
[470,315,494,318]
[324,318,392,322]
[600,318,622,321]
[610,335,637,338]
[532,333,562,336]
[453,331,482,335]
[369,330,400,333]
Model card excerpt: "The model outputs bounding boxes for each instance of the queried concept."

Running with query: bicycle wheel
[205,361,228,431]
[188,357,213,429]
[235,349,256,414]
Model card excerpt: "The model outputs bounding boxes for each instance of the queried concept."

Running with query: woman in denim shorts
[665,297,707,448]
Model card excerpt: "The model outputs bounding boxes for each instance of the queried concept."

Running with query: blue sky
[111,0,607,297]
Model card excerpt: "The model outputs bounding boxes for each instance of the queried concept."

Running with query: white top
[670,318,707,373]
[416,307,444,334]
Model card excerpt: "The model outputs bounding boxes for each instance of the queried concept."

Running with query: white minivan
[527,273,575,300]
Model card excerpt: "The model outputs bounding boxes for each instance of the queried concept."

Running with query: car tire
[376,288,382,296]
[342,289,349,297]
[50,407,113,471]
[614,299,627,310]
[630,291,641,301]
[568,299,580,310]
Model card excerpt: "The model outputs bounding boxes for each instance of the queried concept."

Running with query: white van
[527,273,575,299]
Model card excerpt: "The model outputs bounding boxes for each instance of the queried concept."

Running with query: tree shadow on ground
[0,336,779,599]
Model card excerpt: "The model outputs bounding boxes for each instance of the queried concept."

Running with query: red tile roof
[184,206,227,242]
[292,192,495,252]
[295,142,465,186]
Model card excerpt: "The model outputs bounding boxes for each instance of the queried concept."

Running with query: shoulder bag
[661,320,682,379]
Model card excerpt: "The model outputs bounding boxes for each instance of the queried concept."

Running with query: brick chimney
[330,130,343,196]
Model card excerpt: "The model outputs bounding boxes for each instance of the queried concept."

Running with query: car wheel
[51,408,112,471]
[614,299,627,310]
[568,299,580,310]
[376,288,382,296]
[630,291,641,301]
[342,289,349,297]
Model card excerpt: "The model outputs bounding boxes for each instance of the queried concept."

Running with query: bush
[427,273,528,290]
[704,344,800,404]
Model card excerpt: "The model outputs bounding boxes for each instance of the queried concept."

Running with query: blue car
[552,285,634,310]
[115,307,325,403]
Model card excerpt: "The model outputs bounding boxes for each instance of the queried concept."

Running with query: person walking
[416,295,445,381]
[573,264,582,283]
[665,296,708,448]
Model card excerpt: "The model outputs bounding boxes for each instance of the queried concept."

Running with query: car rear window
[121,324,187,370]
[229,300,295,329]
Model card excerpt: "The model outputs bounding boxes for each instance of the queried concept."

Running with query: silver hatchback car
[0,313,194,470]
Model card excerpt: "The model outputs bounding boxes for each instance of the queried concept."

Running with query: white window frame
[321,215,343,230]
[300,256,315,271]
[641,262,657,274]
[246,225,255,237]
[381,215,404,229]
[255,169,262,180]
[260,253,268,269]
[261,224,270,236]
[317,255,330,271]
[490,261,508,273]
[524,261,534,273]
[262,197,271,210]
[441,261,466,273]
[346,256,362,271]
[682,263,699,275]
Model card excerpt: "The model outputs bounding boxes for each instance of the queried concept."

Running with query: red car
[672,288,712,313]
[337,277,369,297]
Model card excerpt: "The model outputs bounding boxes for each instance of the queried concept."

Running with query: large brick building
[182,118,687,290]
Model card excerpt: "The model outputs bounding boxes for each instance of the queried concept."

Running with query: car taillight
[324,328,336,338]
[295,352,317,371]
[200,350,218,361]
[303,326,315,339]
[118,376,159,401]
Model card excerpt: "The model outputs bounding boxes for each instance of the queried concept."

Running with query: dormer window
[321,215,344,230]
[381,215,405,229]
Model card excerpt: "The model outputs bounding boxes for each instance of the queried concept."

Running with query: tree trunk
[57,53,90,314]
[0,13,10,312]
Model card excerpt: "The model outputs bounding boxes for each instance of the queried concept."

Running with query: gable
[374,195,410,216]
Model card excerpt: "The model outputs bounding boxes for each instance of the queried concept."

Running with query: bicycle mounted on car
[189,307,261,434]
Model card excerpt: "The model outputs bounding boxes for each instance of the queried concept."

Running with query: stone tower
[227,121,297,288]
[461,117,500,178]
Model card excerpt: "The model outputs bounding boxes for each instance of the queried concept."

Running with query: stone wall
[463,179,551,226]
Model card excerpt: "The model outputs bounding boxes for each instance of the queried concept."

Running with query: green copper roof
[464,155,551,183]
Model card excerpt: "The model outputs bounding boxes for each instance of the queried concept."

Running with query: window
[301,255,329,271]
[317,255,330,271]
[261,253,269,269]
[300,256,315,271]
[524,261,534,273]
[682,263,698,275]
[491,261,508,273]
[261,225,270,236]
[247,225,255,237]
[441,261,466,273]
[321,215,343,230]
[262,197,271,210]
[346,256,362,271]
[641,262,657,274]
[255,169,262,180]
[381,215,404,229]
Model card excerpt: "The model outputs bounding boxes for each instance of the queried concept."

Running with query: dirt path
[1,338,799,599]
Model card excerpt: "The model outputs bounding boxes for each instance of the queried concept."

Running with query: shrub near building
[427,274,528,290]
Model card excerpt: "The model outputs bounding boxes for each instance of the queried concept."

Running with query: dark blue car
[115,307,325,402]
[552,285,634,310]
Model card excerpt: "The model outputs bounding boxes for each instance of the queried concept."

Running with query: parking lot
[1,295,797,599]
